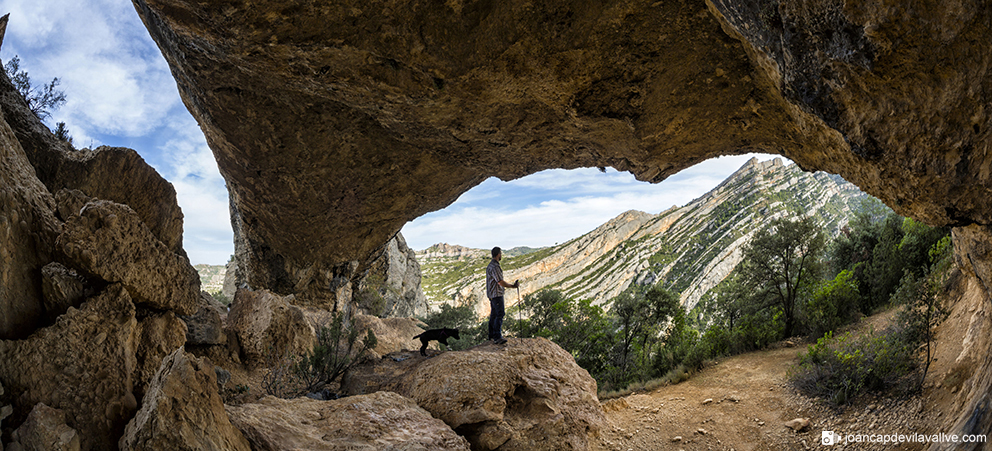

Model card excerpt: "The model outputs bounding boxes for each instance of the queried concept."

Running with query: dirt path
[592,310,940,451]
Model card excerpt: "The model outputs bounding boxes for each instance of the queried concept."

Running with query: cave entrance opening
[400,153,784,254]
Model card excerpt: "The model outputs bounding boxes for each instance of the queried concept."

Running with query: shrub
[789,329,917,405]
[3,55,67,120]
[263,313,377,398]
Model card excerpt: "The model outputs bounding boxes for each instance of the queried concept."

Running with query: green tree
[739,216,826,338]
[53,121,73,144]
[515,290,614,381]
[3,55,67,120]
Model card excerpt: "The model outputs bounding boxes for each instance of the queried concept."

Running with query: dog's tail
[412,332,424,339]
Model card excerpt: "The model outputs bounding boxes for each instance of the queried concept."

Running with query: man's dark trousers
[488,295,505,340]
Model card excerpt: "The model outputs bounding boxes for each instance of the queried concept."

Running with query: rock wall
[0,53,198,449]
[356,233,430,318]
[0,82,60,339]
[131,0,992,298]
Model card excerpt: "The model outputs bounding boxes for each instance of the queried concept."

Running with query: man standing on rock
[486,247,519,345]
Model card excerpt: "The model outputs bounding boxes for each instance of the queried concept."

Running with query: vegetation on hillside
[418,160,865,311]
[420,197,952,403]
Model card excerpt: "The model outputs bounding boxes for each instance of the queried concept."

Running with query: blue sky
[2,0,780,263]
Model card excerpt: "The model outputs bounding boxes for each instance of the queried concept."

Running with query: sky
[2,0,781,263]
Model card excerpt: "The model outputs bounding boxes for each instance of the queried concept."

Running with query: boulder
[55,199,199,315]
[9,403,81,451]
[225,289,315,367]
[120,348,250,451]
[0,283,139,451]
[342,338,606,451]
[226,391,470,451]
[181,291,227,346]
[133,311,188,398]
[350,314,426,358]
[39,262,88,322]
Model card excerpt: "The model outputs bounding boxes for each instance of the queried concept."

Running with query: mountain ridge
[417,157,866,316]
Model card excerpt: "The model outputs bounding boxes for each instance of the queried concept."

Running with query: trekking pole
[516,285,521,337]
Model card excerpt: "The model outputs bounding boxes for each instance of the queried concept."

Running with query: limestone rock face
[342,338,606,451]
[225,289,315,367]
[706,0,992,227]
[9,403,81,451]
[56,199,200,316]
[120,348,250,451]
[351,314,425,358]
[133,311,188,398]
[0,284,139,451]
[221,259,237,300]
[0,75,61,339]
[225,391,470,451]
[357,233,429,318]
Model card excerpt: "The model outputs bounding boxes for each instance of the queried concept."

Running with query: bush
[790,328,917,405]
[263,313,377,398]
[804,270,860,337]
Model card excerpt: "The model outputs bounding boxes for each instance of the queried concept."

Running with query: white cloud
[158,118,234,265]
[3,0,179,137]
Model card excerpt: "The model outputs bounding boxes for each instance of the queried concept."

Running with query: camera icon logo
[822,431,843,445]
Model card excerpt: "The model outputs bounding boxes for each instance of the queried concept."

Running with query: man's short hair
[491,246,501,259]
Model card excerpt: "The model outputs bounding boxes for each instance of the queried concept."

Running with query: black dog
[413,328,460,356]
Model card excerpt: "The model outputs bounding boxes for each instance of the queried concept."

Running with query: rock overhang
[130,0,992,296]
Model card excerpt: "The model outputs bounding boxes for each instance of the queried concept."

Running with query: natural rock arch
[131,0,991,298]
[129,0,992,441]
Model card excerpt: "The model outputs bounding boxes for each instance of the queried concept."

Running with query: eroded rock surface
[181,291,227,346]
[342,338,606,451]
[351,314,425,358]
[226,391,470,451]
[0,78,61,339]
[132,0,992,299]
[8,403,81,451]
[225,289,315,367]
[0,284,139,451]
[39,262,88,323]
[120,348,250,451]
[56,199,200,316]
[357,233,430,318]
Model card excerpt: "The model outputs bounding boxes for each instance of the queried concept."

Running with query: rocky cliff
[421,158,864,315]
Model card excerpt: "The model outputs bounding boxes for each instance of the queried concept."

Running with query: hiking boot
[494,338,507,345]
